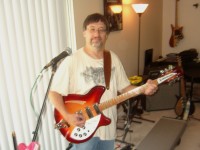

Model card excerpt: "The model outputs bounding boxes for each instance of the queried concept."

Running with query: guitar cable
[30,68,46,116]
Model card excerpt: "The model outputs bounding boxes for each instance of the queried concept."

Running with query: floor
[115,84,200,150]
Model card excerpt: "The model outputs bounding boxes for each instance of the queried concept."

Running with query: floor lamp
[131,4,155,124]
[132,4,148,75]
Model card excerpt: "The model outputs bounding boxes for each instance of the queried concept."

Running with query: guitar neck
[175,0,179,27]
[98,70,179,111]
[99,84,147,111]
[180,77,186,97]
[177,56,186,97]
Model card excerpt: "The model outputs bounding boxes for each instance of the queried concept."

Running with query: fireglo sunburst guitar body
[54,86,111,143]
[54,67,182,144]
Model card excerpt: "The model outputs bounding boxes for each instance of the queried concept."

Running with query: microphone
[44,47,72,69]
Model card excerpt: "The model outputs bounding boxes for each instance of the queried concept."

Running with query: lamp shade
[110,5,122,14]
[132,4,148,14]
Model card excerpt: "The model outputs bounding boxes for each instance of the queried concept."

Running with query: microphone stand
[32,64,57,142]
[116,100,135,148]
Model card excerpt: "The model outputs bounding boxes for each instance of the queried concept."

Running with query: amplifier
[144,81,180,111]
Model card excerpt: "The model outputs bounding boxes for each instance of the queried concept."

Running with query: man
[49,13,157,150]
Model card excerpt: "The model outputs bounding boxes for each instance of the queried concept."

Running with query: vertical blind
[0,0,76,149]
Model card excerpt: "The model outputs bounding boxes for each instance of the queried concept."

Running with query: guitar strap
[103,50,111,90]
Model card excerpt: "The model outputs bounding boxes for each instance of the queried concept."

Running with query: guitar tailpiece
[55,119,69,129]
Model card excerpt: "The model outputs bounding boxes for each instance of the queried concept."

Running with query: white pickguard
[70,115,101,140]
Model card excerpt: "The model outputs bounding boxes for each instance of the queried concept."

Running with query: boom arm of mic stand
[32,64,57,142]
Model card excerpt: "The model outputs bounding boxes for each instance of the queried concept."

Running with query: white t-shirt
[51,47,130,140]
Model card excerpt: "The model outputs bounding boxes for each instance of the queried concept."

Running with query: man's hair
[83,13,110,34]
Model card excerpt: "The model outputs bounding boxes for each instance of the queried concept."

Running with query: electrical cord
[30,68,46,116]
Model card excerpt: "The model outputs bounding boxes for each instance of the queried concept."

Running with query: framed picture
[104,0,123,32]
[106,0,118,3]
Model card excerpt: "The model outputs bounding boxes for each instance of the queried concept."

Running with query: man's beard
[90,38,103,49]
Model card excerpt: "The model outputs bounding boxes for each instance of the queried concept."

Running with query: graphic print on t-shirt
[82,66,105,85]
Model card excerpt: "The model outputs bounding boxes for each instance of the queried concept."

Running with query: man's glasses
[87,28,107,34]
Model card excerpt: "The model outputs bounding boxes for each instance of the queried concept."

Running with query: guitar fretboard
[175,0,180,27]
[99,84,146,111]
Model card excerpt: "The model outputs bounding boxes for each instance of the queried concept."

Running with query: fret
[99,85,146,111]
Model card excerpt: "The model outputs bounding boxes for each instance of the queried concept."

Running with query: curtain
[0,0,76,149]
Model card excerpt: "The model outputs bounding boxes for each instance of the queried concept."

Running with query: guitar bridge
[55,119,69,129]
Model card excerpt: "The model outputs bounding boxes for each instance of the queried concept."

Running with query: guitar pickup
[85,107,93,118]
[93,103,101,114]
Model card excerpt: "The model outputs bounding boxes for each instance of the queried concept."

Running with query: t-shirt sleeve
[50,57,71,96]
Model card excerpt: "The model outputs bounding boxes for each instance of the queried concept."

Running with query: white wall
[162,0,200,56]
[73,0,162,77]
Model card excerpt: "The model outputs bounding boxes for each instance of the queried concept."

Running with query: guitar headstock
[157,65,183,85]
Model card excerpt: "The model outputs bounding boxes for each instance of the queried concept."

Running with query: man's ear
[105,34,108,39]
[105,34,109,40]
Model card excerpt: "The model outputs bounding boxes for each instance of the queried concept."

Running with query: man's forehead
[87,21,106,28]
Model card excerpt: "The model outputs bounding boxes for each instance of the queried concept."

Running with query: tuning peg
[164,68,169,72]
[168,65,173,70]
[160,70,164,74]
[193,3,199,8]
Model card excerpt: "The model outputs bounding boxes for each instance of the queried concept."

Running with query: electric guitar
[175,56,195,118]
[54,67,182,144]
[169,0,184,47]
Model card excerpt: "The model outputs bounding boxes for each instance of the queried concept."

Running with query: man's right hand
[65,113,86,128]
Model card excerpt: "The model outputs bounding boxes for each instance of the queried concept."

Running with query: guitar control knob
[83,133,87,136]
[77,128,81,132]
[79,134,82,138]
[74,133,78,137]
